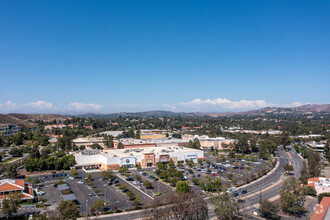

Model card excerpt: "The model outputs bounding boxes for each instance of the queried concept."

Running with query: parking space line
[116,175,154,201]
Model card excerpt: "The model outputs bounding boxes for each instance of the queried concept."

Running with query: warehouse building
[73,146,204,171]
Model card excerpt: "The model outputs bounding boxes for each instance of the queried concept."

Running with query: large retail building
[73,146,204,171]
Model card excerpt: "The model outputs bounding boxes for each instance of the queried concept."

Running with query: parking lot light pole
[104,184,107,204]
[86,199,88,220]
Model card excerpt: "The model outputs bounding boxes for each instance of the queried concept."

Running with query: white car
[68,176,74,180]
[133,181,141,186]
[78,181,84,184]
[37,191,45,196]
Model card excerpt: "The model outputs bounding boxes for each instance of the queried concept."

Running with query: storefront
[159,155,170,164]
[121,157,136,168]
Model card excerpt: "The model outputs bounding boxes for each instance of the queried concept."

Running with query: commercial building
[0,179,34,201]
[44,124,67,131]
[199,137,236,149]
[112,137,190,149]
[100,131,124,137]
[113,138,156,149]
[307,141,327,154]
[310,197,330,220]
[0,124,21,136]
[140,133,166,139]
[308,177,330,194]
[73,146,204,171]
[72,137,105,147]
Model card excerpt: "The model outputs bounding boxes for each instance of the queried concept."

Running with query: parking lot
[30,170,135,214]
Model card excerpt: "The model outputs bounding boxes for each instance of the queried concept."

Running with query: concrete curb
[237,159,280,190]
[116,174,154,201]
[78,159,280,220]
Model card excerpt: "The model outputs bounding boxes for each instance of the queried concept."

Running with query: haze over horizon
[1,1,329,114]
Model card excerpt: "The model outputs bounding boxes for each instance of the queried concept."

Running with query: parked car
[237,199,245,203]
[122,189,129,193]
[78,181,84,184]
[88,193,96,196]
[241,190,247,194]
[133,181,141,186]
[126,177,134,181]
[68,176,74,180]
[37,191,45,196]
[107,182,113,186]
[212,173,217,176]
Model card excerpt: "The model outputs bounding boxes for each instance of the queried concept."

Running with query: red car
[212,173,217,176]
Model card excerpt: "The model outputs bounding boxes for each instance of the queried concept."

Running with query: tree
[93,199,105,212]
[187,138,201,149]
[143,181,153,189]
[172,133,181,139]
[307,150,320,177]
[33,178,41,186]
[117,142,124,149]
[284,163,294,173]
[135,130,141,139]
[100,171,114,180]
[133,195,141,208]
[210,192,239,220]
[193,138,201,149]
[168,159,175,168]
[280,177,305,216]
[191,177,199,185]
[176,181,190,193]
[258,200,279,219]
[79,145,86,151]
[25,176,32,183]
[5,163,18,178]
[259,139,277,160]
[136,164,142,170]
[235,136,249,153]
[87,173,92,181]
[70,168,79,177]
[103,136,114,148]
[9,148,23,157]
[2,193,23,218]
[228,150,235,159]
[57,200,79,220]
[281,132,290,147]
[299,161,310,184]
[198,159,203,165]
[318,192,330,203]
[303,185,317,197]
[186,158,194,167]
[146,193,208,220]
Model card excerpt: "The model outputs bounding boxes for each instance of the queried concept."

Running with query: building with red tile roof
[0,179,34,200]
[310,197,330,220]
[308,177,330,195]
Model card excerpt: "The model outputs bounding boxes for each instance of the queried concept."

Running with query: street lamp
[86,199,88,220]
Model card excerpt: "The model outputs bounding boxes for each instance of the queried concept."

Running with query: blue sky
[1,0,329,113]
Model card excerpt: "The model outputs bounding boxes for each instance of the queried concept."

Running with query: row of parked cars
[139,171,159,181]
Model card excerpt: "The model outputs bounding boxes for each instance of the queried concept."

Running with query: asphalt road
[86,146,305,220]
[238,146,305,211]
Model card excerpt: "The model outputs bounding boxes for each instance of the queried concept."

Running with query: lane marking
[286,151,292,159]
[241,178,283,200]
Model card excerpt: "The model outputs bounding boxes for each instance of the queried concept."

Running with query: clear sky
[1,0,329,113]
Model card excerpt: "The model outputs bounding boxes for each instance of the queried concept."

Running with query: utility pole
[86,199,88,220]
[104,184,107,204]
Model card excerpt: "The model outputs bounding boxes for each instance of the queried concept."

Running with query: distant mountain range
[0,113,69,127]
[77,104,330,118]
[1,104,329,125]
